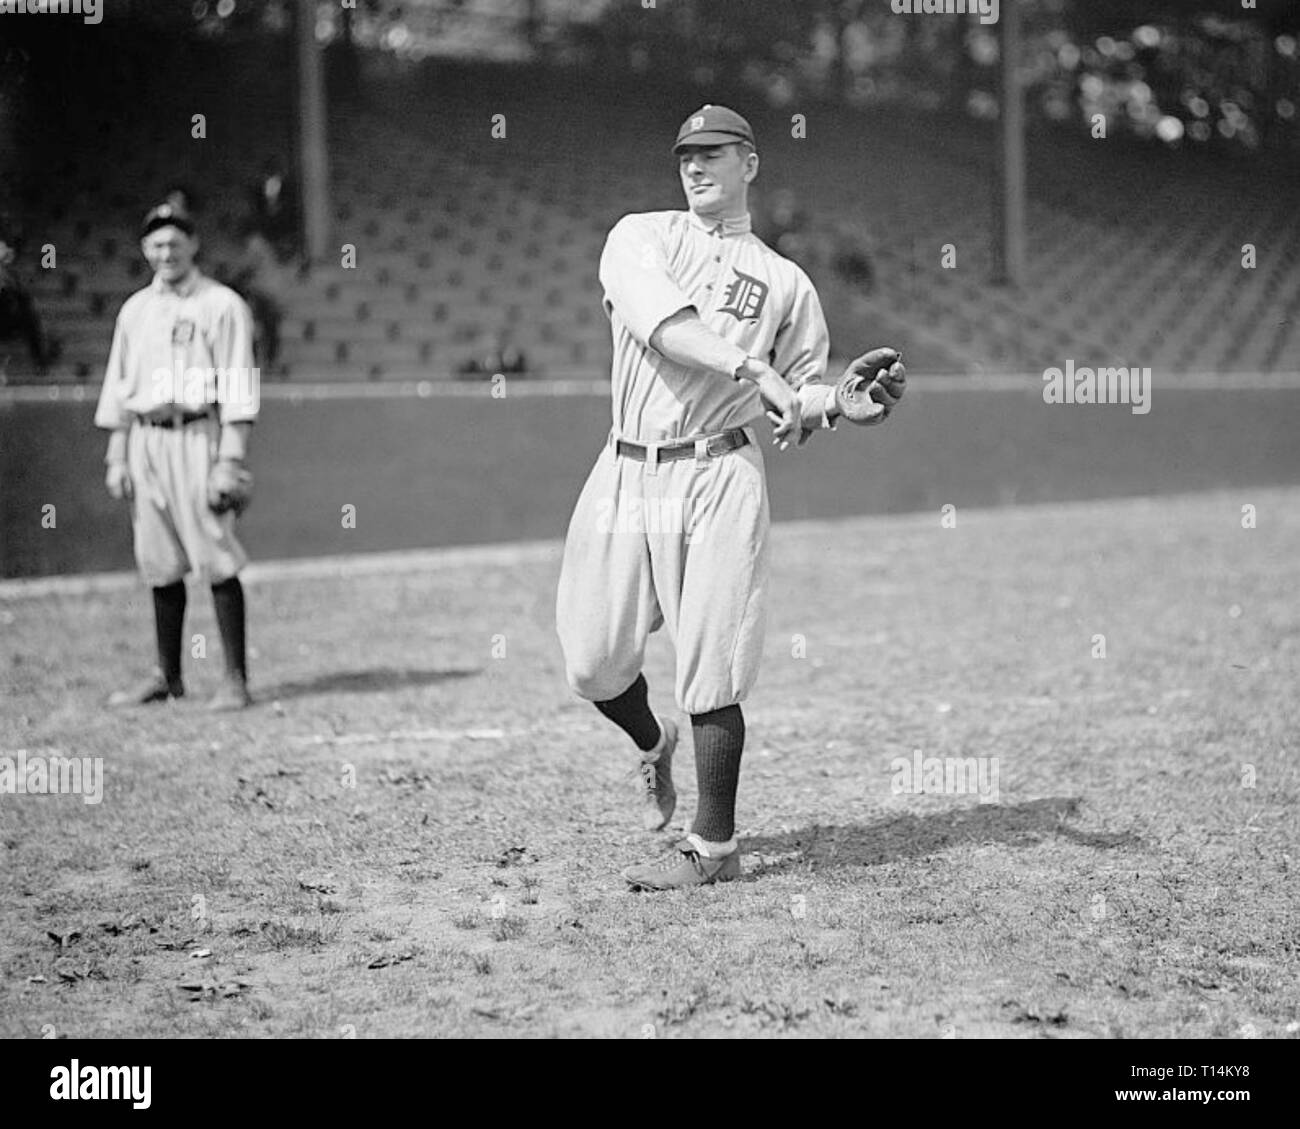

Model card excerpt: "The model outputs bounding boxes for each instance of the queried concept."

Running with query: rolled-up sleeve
[770,265,830,392]
[93,313,130,430]
[213,292,259,424]
[599,214,694,347]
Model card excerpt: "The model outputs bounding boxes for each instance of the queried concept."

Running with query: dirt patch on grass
[2,489,1297,1037]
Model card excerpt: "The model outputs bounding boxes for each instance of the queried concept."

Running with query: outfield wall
[3,380,1299,579]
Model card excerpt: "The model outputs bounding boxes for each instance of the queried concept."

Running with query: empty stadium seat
[13,53,1299,386]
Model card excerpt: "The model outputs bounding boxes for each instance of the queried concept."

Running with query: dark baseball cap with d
[673,104,755,153]
[140,202,196,240]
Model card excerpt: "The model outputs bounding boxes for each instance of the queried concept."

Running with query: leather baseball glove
[207,459,254,516]
[834,347,906,425]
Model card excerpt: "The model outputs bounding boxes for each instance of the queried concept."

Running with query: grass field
[1,487,1296,1039]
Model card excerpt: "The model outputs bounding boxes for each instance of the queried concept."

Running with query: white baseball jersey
[95,269,256,586]
[94,271,257,429]
[599,209,830,440]
[557,208,832,715]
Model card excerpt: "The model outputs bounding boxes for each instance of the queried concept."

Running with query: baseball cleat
[206,675,252,712]
[622,838,741,891]
[637,717,678,831]
[107,670,184,708]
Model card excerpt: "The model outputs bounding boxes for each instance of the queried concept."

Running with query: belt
[140,409,213,429]
[615,428,749,464]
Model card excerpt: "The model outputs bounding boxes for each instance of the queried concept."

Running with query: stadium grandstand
[2,0,1297,384]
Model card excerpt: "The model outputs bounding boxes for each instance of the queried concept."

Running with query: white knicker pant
[127,418,247,587]
[556,429,769,715]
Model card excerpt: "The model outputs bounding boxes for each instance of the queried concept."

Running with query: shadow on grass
[745,798,1140,875]
[260,666,481,701]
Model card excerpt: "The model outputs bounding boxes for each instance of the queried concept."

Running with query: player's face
[141,227,197,283]
[678,143,758,218]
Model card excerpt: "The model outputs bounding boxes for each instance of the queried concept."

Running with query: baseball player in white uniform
[556,106,904,890]
[96,202,259,711]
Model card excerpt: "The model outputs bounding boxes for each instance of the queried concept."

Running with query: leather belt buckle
[706,429,746,458]
[145,407,209,429]
[615,429,746,464]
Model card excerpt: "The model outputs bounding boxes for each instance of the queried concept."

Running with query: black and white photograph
[0,0,1297,1071]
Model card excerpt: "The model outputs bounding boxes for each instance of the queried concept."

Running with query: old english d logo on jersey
[171,319,195,345]
[717,269,768,322]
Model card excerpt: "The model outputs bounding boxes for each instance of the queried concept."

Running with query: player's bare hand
[105,462,133,501]
[769,417,815,448]
[750,365,800,450]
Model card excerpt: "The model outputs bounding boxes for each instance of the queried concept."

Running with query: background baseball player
[96,202,259,711]
[556,105,905,890]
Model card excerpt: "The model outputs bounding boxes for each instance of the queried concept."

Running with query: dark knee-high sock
[593,673,662,753]
[691,705,745,843]
[152,581,186,687]
[210,577,247,680]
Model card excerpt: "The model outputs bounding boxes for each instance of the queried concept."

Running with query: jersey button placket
[704,227,726,311]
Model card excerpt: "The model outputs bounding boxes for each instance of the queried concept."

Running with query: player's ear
[743,149,759,185]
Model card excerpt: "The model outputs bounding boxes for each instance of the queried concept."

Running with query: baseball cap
[672,105,755,154]
[140,202,197,240]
